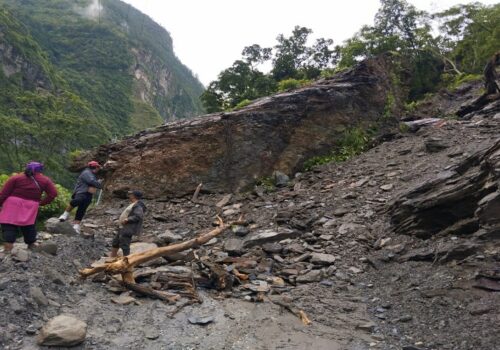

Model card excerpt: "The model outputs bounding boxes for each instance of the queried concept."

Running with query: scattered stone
[425,137,449,153]
[380,184,394,191]
[296,270,322,283]
[45,218,77,235]
[12,248,29,262]
[243,229,298,248]
[262,242,283,254]
[310,253,336,266]
[155,230,182,245]
[188,315,215,325]
[223,238,244,256]
[144,329,160,340]
[273,171,290,187]
[111,293,136,305]
[356,321,376,332]
[396,315,413,323]
[30,287,49,307]
[45,269,66,285]
[349,267,362,274]
[332,208,350,217]
[216,194,232,208]
[33,243,58,256]
[231,225,249,237]
[468,303,491,316]
[26,325,37,335]
[0,278,8,291]
[9,298,24,314]
[37,315,87,347]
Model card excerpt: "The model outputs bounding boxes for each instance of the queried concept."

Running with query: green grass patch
[303,127,370,171]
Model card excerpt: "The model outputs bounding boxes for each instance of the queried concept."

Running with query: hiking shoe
[59,211,70,222]
[73,224,81,234]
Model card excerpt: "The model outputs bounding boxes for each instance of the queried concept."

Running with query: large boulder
[74,57,404,198]
[37,315,87,347]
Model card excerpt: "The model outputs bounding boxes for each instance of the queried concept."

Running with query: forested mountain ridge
[0,0,204,185]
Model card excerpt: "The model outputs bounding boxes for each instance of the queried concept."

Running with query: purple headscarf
[25,161,44,175]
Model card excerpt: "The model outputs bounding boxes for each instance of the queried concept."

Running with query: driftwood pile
[79,217,311,323]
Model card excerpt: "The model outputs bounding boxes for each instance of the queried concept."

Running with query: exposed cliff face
[78,57,404,198]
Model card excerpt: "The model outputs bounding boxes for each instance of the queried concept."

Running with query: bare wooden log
[122,282,179,304]
[191,183,203,202]
[80,217,240,281]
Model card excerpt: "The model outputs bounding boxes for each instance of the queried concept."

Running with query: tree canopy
[202,0,500,112]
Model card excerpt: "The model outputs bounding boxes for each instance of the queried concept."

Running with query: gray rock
[9,298,24,314]
[155,230,182,245]
[37,315,87,347]
[262,242,283,254]
[45,218,77,235]
[45,269,66,285]
[188,315,215,325]
[356,321,376,332]
[145,329,160,340]
[380,184,394,191]
[0,278,8,291]
[231,225,249,237]
[296,270,323,283]
[30,287,49,307]
[12,248,29,262]
[34,243,58,256]
[425,137,449,153]
[273,171,290,187]
[243,229,298,248]
[310,253,336,266]
[223,238,244,256]
[216,194,232,208]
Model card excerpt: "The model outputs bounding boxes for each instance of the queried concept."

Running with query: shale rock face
[78,57,402,198]
[390,138,500,239]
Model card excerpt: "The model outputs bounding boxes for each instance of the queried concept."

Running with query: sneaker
[73,224,81,234]
[59,211,70,222]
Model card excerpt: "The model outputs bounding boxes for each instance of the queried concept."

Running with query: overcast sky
[120,0,497,86]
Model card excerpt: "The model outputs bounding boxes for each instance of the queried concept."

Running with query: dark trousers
[111,230,132,256]
[70,193,93,221]
[1,224,37,244]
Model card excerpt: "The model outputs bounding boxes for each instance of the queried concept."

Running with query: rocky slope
[1,78,499,349]
[76,56,404,198]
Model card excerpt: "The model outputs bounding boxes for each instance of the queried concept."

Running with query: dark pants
[1,224,37,244]
[111,230,132,256]
[70,193,93,221]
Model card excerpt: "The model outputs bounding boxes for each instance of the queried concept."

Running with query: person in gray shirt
[59,161,102,233]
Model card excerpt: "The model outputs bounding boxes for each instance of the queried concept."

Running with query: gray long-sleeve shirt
[73,168,101,195]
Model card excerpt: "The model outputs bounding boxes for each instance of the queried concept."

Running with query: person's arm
[126,205,144,224]
[81,170,102,189]
[40,179,58,206]
[0,176,16,207]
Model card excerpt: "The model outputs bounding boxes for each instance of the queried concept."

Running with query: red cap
[87,161,101,168]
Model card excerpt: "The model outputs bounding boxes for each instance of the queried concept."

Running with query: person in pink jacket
[0,162,58,252]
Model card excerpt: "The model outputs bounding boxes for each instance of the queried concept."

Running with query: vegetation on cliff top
[202,0,500,113]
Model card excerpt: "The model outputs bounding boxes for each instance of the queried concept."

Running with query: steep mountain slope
[0,0,204,184]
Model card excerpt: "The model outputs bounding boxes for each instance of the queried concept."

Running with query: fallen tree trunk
[80,217,237,283]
